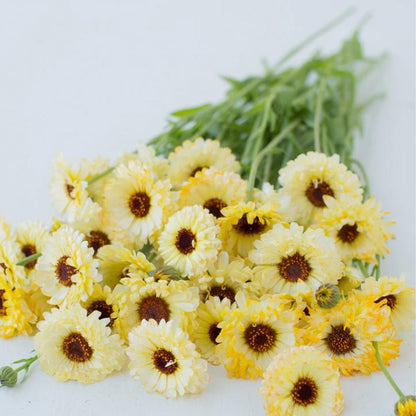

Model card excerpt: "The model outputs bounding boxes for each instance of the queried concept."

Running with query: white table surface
[0,1,414,415]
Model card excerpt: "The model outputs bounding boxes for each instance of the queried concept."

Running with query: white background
[0,1,414,415]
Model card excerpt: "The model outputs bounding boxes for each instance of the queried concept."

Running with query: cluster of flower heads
[1,138,414,415]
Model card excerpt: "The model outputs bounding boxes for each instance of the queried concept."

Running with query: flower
[167,137,240,189]
[260,346,344,416]
[314,196,394,262]
[218,201,280,257]
[34,304,125,383]
[127,319,209,398]
[103,162,172,246]
[0,239,26,288]
[277,152,362,226]
[34,225,100,306]
[158,205,221,277]
[249,222,343,296]
[216,293,296,379]
[360,276,415,332]
[178,168,247,218]
[395,396,416,416]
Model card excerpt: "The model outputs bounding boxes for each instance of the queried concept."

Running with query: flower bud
[0,366,18,387]
[315,283,341,309]
[394,395,416,416]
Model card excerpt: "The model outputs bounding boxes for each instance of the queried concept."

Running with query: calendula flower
[167,137,240,189]
[0,239,26,288]
[82,155,112,206]
[50,153,102,223]
[127,319,209,398]
[35,226,100,306]
[278,152,363,226]
[25,281,52,322]
[158,205,221,277]
[260,346,344,416]
[193,251,253,304]
[249,222,343,296]
[178,168,247,218]
[192,297,233,364]
[217,293,296,379]
[0,275,36,338]
[15,220,49,274]
[314,196,394,262]
[360,276,415,332]
[301,292,394,375]
[218,201,280,258]
[337,264,364,294]
[34,304,125,383]
[103,162,172,246]
[395,396,416,416]
[97,244,155,288]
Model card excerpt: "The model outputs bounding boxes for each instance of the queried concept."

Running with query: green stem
[247,122,298,200]
[14,356,38,373]
[314,80,325,153]
[372,342,405,399]
[88,166,116,185]
[375,255,381,280]
[17,253,42,266]
[356,259,369,278]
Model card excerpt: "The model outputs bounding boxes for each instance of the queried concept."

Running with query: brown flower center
[305,181,334,207]
[85,230,111,255]
[209,285,236,303]
[190,166,207,178]
[325,324,357,355]
[153,349,178,375]
[128,192,151,218]
[65,183,75,199]
[55,256,77,287]
[138,295,170,323]
[291,377,318,406]
[233,213,266,235]
[0,289,7,316]
[278,253,311,283]
[244,323,277,353]
[208,323,221,345]
[62,332,93,362]
[175,228,196,254]
[87,300,115,328]
[203,198,227,218]
[21,244,38,269]
[337,223,359,243]
[375,294,397,310]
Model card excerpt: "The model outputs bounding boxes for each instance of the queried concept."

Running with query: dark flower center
[244,323,276,353]
[291,377,318,406]
[190,166,208,178]
[85,230,111,255]
[0,289,7,316]
[153,349,178,375]
[278,253,311,283]
[129,192,151,218]
[305,181,334,207]
[175,228,196,254]
[325,324,357,355]
[138,295,170,324]
[203,198,227,218]
[208,323,221,345]
[87,300,115,327]
[209,285,236,303]
[21,244,38,269]
[233,213,266,235]
[55,256,77,287]
[62,332,93,362]
[65,183,75,199]
[375,294,397,310]
[337,223,359,243]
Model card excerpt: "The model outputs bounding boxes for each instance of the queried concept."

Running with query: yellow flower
[103,161,172,246]
[217,293,296,379]
[0,239,26,288]
[249,222,343,296]
[314,196,394,262]
[34,225,100,306]
[360,276,415,332]
[278,151,362,226]
[178,168,247,218]
[218,201,280,258]
[158,205,221,277]
[337,265,364,294]
[395,397,416,416]
[127,319,209,398]
[50,153,102,223]
[34,304,125,383]
[260,346,344,416]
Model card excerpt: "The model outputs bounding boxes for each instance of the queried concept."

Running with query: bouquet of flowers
[1,13,414,416]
